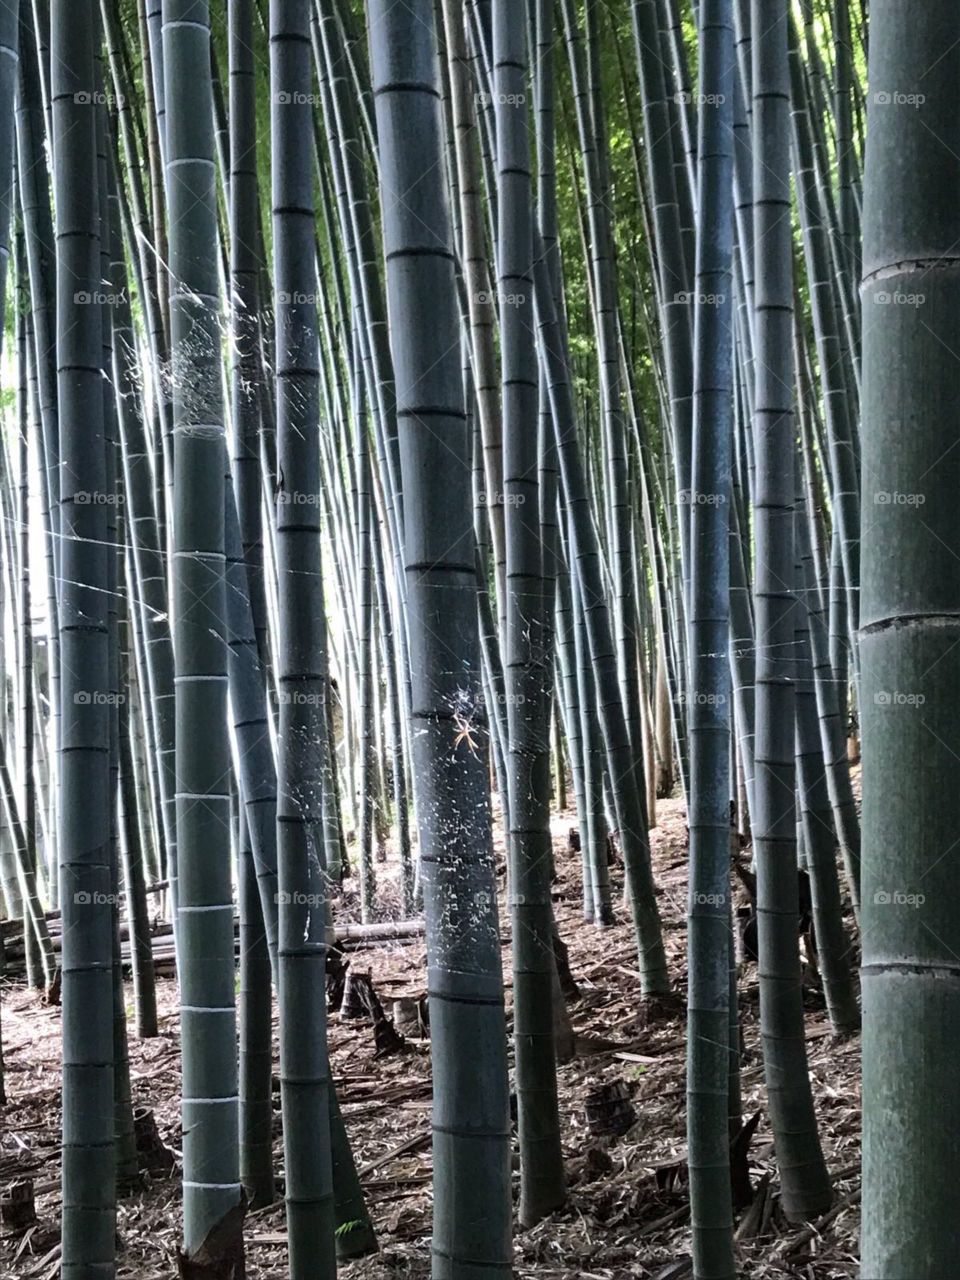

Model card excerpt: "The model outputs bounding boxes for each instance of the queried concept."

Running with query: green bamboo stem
[369,1,513,1269]
[52,2,117,1268]
[749,0,831,1222]
[163,0,244,1269]
[860,4,960,1271]
[686,1,737,1274]
[270,1,336,1271]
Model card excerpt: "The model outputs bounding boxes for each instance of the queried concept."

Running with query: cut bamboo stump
[339,970,406,1056]
[392,996,429,1038]
[584,1080,636,1137]
[1,1179,37,1230]
[326,943,348,1012]
[341,969,373,1021]
[371,1012,405,1058]
[134,1107,176,1174]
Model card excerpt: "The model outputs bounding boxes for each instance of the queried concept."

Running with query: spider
[452,709,481,758]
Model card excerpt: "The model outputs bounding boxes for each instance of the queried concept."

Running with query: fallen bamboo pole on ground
[0,916,426,976]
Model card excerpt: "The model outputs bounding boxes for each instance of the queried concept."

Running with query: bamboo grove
[0,0,951,1276]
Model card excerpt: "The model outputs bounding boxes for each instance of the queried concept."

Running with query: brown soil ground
[0,793,861,1279]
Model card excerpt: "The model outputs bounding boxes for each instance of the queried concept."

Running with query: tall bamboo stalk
[369,1,513,1270]
[52,1,116,1269]
[493,0,565,1227]
[271,1,336,1271]
[750,0,831,1222]
[860,4,960,1272]
[163,0,244,1270]
[686,4,736,1274]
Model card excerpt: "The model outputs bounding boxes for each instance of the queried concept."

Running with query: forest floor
[0,792,861,1279]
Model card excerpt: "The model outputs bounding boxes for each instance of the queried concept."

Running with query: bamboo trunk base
[0,1179,36,1231]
